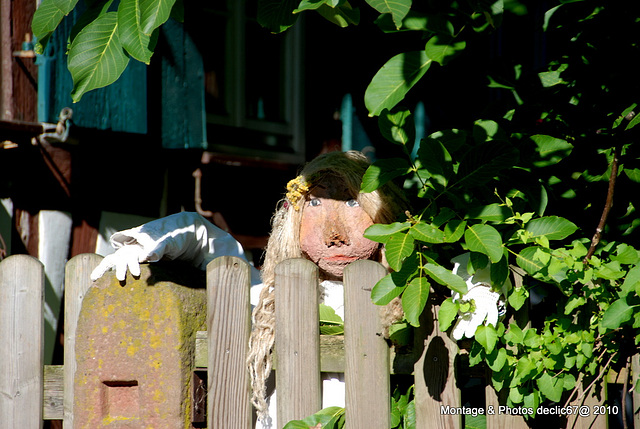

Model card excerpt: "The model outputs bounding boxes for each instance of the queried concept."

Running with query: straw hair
[247,151,408,422]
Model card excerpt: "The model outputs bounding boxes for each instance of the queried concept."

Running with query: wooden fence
[0,253,634,428]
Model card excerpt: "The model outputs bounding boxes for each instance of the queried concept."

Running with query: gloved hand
[89,212,262,286]
[450,253,503,340]
[91,244,146,281]
[451,283,500,340]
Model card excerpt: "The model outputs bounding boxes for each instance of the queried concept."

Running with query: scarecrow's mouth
[323,255,358,263]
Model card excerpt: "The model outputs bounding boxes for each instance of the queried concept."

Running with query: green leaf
[69,0,115,45]
[388,322,412,346]
[596,261,626,280]
[454,141,519,189]
[444,220,466,243]
[294,0,330,12]
[371,273,406,305]
[504,323,524,345]
[32,0,80,53]
[626,111,640,130]
[361,158,412,192]
[516,246,547,275]
[118,0,156,63]
[524,216,578,241]
[612,244,640,265]
[378,108,416,147]
[523,328,542,348]
[416,134,454,185]
[623,168,640,183]
[621,264,640,296]
[486,347,507,372]
[465,413,486,429]
[438,298,459,331]
[564,295,585,314]
[490,256,509,288]
[530,134,573,167]
[138,0,177,34]
[464,224,503,263]
[364,221,411,243]
[537,372,563,402]
[375,10,452,34]
[476,324,498,354]
[257,0,299,33]
[315,3,360,27]
[365,0,411,29]
[466,203,511,222]
[423,263,468,294]
[509,386,525,404]
[472,119,506,142]
[512,356,538,385]
[402,276,430,326]
[385,233,415,270]
[613,104,638,129]
[508,287,528,311]
[538,64,568,87]
[68,12,130,102]
[409,222,445,243]
[319,304,344,334]
[283,407,345,429]
[601,298,635,329]
[424,34,466,66]
[524,391,540,416]
[364,51,432,116]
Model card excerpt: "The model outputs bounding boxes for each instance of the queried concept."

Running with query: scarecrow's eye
[345,199,359,207]
[309,198,321,207]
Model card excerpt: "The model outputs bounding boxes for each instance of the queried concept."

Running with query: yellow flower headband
[285,175,310,210]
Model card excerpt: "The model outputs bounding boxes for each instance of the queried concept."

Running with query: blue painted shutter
[41,9,147,134]
[159,19,207,149]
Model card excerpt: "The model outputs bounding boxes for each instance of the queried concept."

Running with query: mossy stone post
[73,262,206,428]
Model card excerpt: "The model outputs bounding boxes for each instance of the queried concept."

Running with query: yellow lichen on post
[73,262,206,428]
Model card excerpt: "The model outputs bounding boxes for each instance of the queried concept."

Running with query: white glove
[91,244,145,281]
[450,253,503,340]
[451,284,500,340]
[90,212,261,284]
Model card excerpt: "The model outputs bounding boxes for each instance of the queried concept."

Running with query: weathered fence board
[344,260,390,429]
[43,365,63,419]
[415,297,461,429]
[275,258,322,426]
[0,255,44,429]
[207,256,253,429]
[63,253,102,427]
[566,381,608,429]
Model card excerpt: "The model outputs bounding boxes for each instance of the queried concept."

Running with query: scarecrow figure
[91,150,501,427]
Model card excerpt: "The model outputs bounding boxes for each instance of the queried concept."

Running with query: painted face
[299,175,380,280]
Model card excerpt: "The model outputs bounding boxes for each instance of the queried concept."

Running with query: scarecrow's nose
[324,218,350,248]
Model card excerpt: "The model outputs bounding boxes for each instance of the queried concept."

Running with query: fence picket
[275,258,322,426]
[63,253,102,428]
[0,255,45,429]
[414,299,462,429]
[344,260,389,429]
[207,256,253,429]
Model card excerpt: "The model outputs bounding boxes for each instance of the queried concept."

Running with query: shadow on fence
[0,253,630,428]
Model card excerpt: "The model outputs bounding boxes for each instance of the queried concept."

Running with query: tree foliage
[33,0,640,425]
